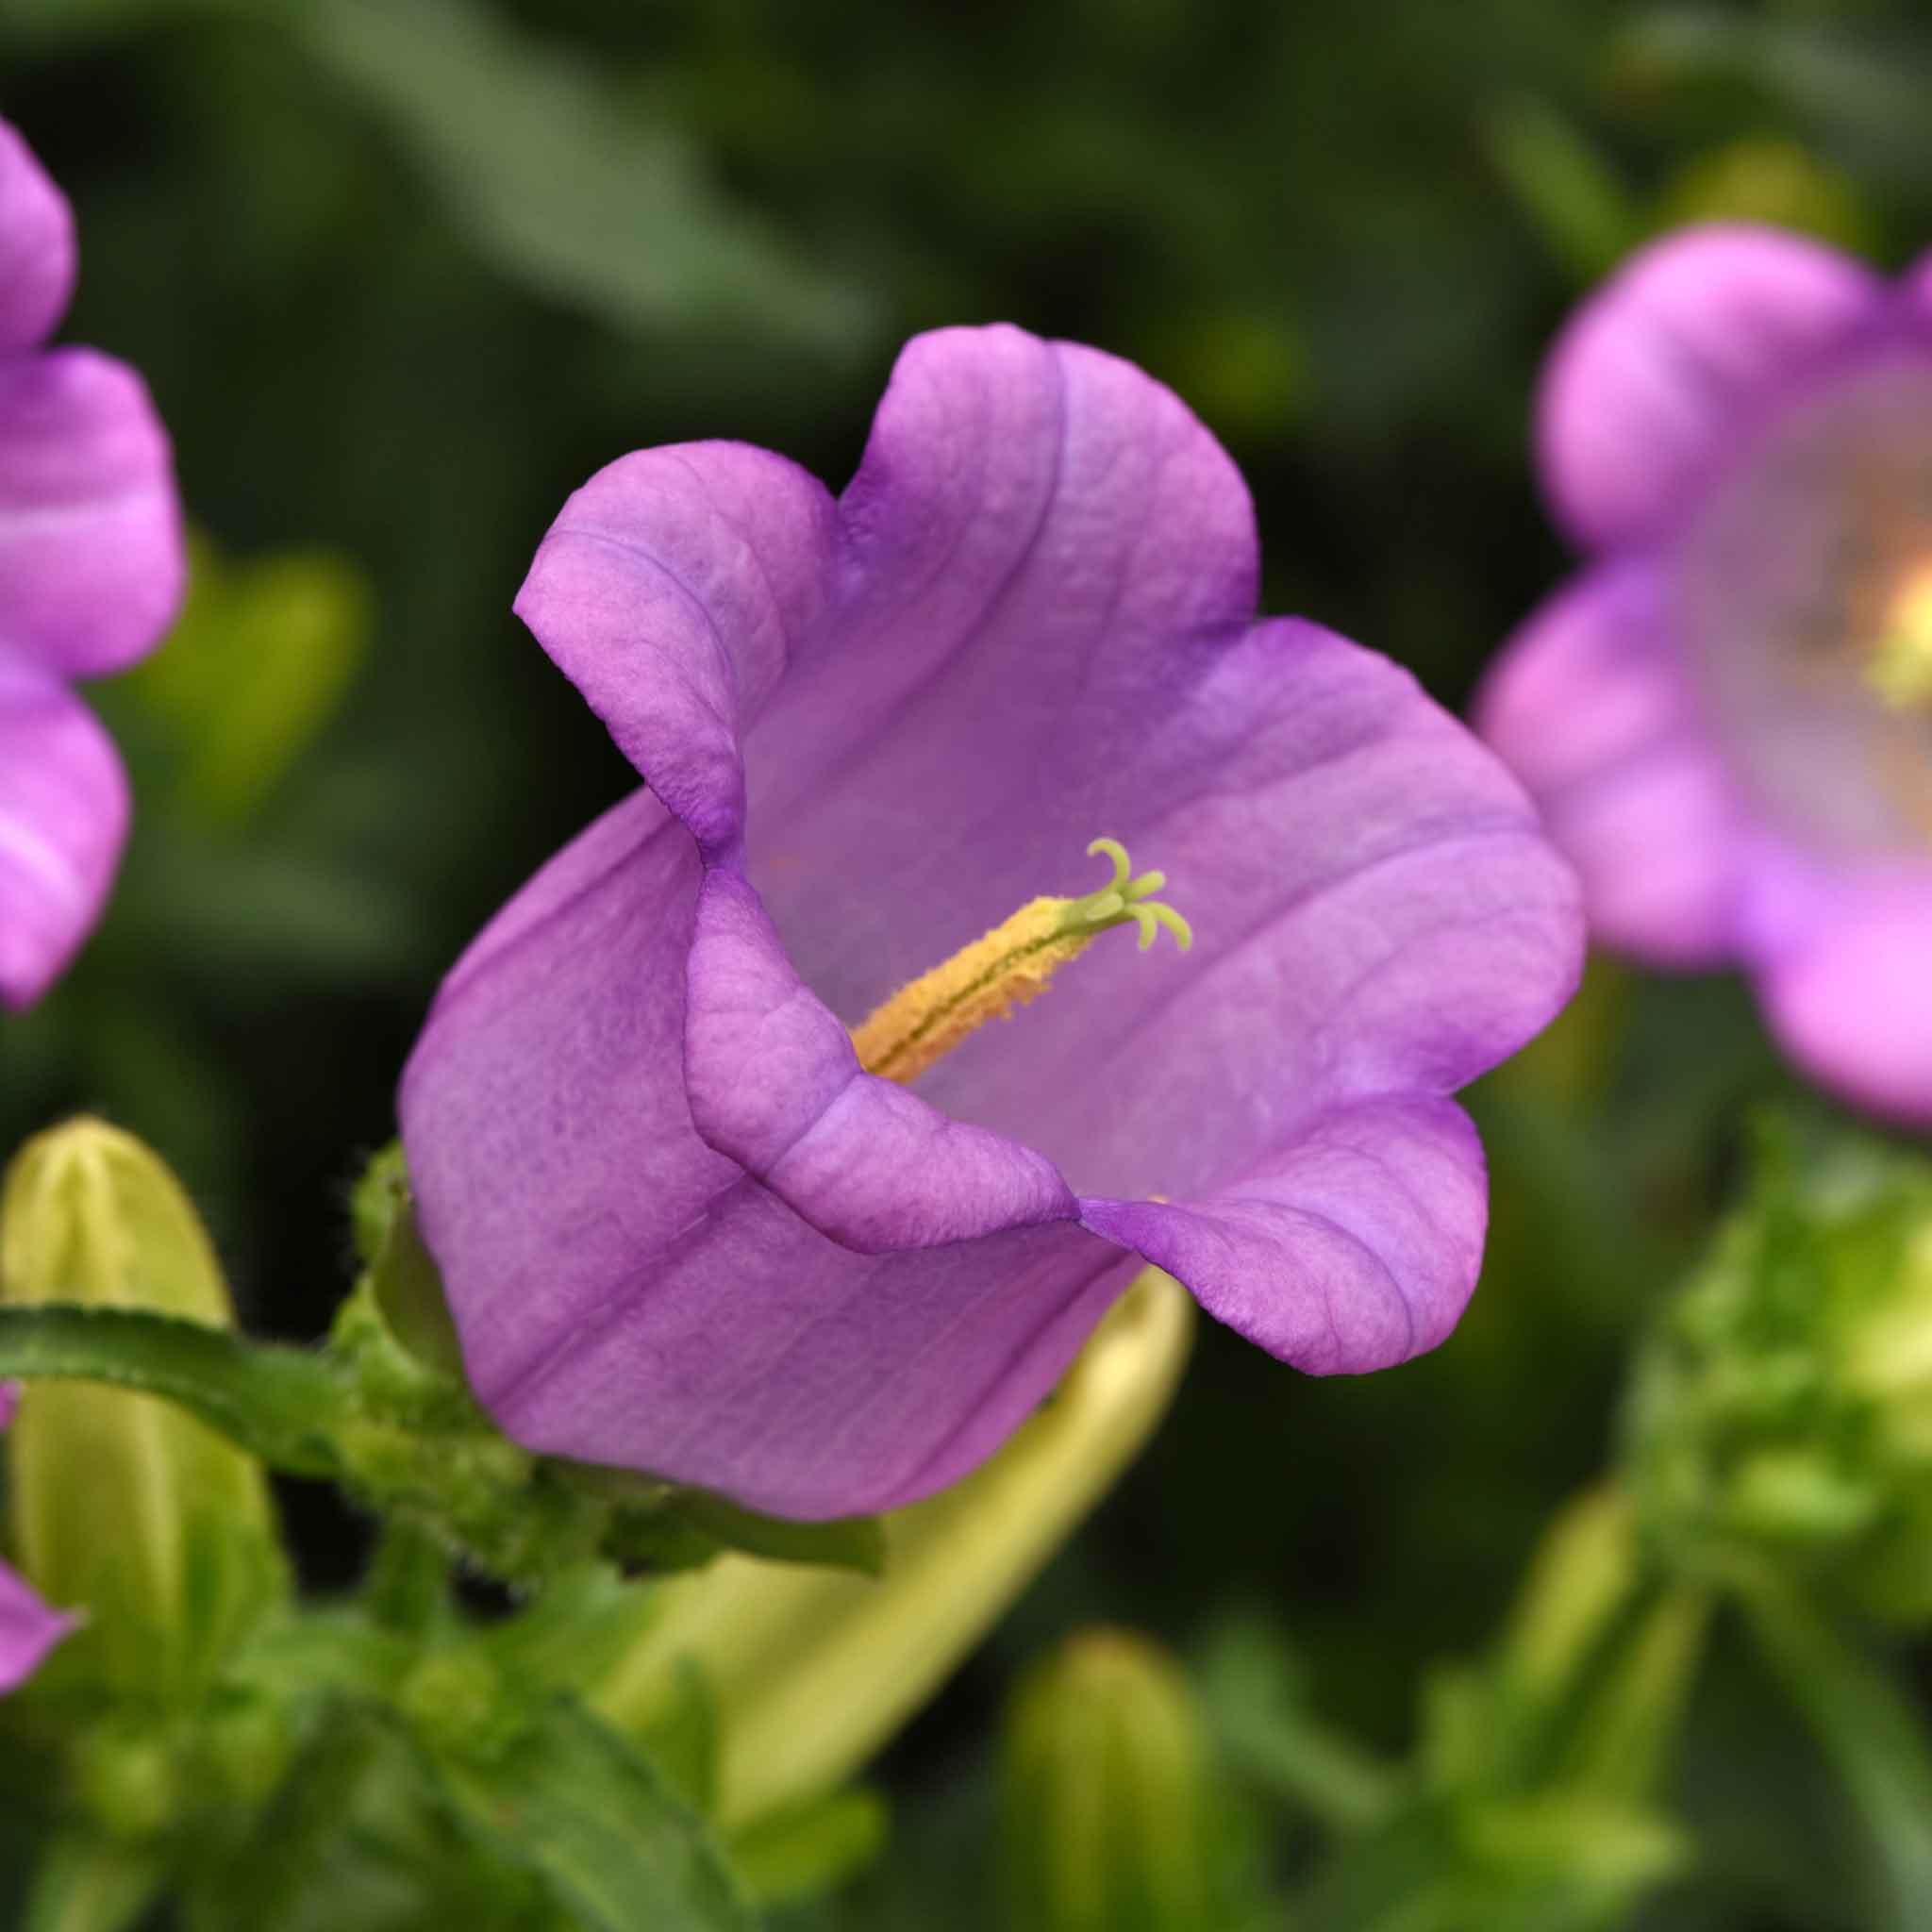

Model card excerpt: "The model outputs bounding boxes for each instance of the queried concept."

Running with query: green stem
[0,1305,350,1477]
[364,1517,452,1636]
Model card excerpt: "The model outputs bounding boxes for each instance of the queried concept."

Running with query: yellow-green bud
[591,1268,1193,1827]
[0,1119,287,1701]
[1000,1628,1222,1932]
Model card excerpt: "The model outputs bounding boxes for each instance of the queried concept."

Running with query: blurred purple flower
[0,1385,71,1693]
[0,119,184,1010]
[1479,225,1932,1121]
[401,325,1581,1520]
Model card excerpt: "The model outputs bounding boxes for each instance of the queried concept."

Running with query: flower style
[1,1385,73,1693]
[1478,225,1932,1120]
[0,119,184,1010]
[400,325,1581,1520]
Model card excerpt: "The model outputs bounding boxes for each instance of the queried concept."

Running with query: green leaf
[0,1304,351,1478]
[118,534,371,825]
[291,0,874,355]
[18,1834,164,1932]
[1483,99,1640,284]
[407,1693,755,1932]
[1743,1576,1932,1932]
[728,1788,888,1907]
[668,1492,886,1577]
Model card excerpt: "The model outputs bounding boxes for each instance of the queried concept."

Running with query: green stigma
[1066,838,1195,953]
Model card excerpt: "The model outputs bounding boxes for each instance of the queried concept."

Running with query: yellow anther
[1870,563,1932,710]
[850,839,1191,1084]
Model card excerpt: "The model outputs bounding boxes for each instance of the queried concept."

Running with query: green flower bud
[591,1268,1193,1828]
[1001,1627,1223,1932]
[1626,1120,1932,1623]
[0,1119,288,1700]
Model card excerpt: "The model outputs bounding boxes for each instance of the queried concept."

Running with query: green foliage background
[4,2,1931,1924]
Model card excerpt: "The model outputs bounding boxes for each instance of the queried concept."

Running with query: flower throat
[850,839,1191,1085]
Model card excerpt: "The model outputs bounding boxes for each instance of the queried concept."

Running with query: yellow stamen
[850,839,1191,1085]
[1869,563,1932,710]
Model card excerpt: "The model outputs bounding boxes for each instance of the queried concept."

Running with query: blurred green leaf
[729,1788,888,1907]
[122,534,371,825]
[1485,99,1641,284]
[669,1491,886,1577]
[18,1834,163,1932]
[405,1693,754,1932]
[1743,1579,1932,1932]
[291,0,875,355]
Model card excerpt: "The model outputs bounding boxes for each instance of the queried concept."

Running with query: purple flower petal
[403,790,1130,1517]
[405,326,1583,1517]
[1755,873,1932,1127]
[1079,1096,1484,1372]
[0,346,184,679]
[0,660,129,1010]
[0,1384,73,1693]
[1538,225,1881,551]
[0,120,74,357]
[1476,560,1747,966]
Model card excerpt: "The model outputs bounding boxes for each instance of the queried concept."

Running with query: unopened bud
[1001,1627,1222,1932]
[0,1119,287,1699]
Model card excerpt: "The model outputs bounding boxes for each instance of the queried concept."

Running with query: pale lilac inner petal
[758,612,1574,1206]
[733,333,1569,1208]
[743,328,1257,1018]
[1675,347,1932,860]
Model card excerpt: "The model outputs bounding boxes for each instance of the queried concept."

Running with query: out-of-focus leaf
[1623,10,1932,185]
[668,1491,886,1577]
[291,0,874,355]
[1485,99,1641,284]
[405,1693,755,1932]
[728,1788,888,1907]
[18,1834,163,1932]
[121,534,371,825]
[1742,1578,1932,1932]
[1198,1617,1400,1835]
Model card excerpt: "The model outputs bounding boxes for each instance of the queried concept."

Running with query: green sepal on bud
[1001,1627,1226,1932]
[0,1119,288,1704]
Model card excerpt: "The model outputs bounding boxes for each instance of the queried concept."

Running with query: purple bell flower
[0,1385,72,1693]
[401,325,1582,1520]
[0,119,184,1010]
[1479,225,1932,1121]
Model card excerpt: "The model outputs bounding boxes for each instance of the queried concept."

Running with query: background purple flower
[0,118,184,1011]
[0,1384,72,1693]
[1478,225,1932,1122]
[401,325,1582,1520]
